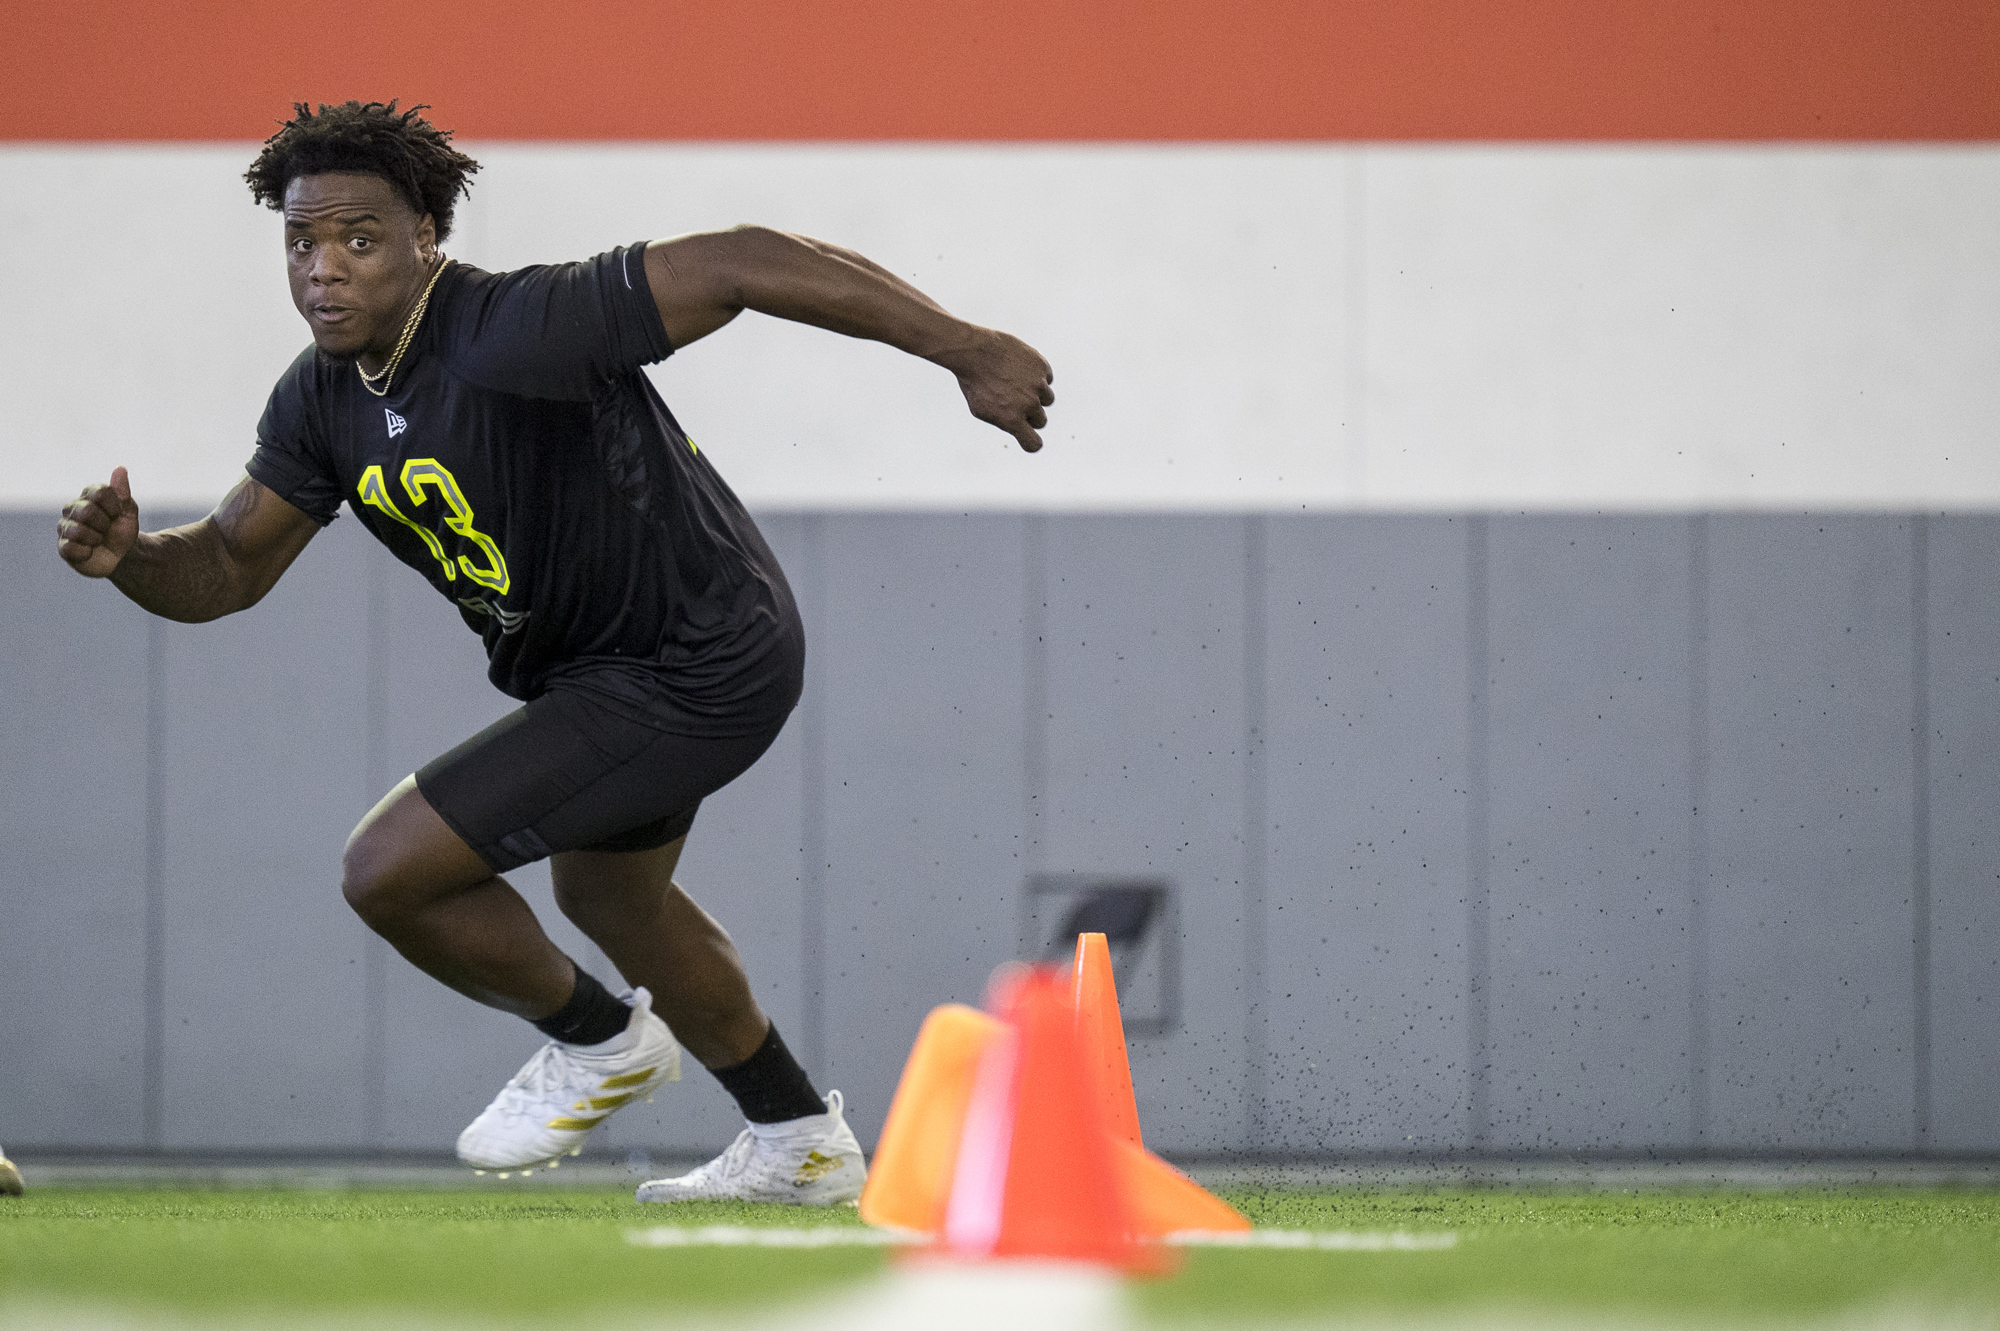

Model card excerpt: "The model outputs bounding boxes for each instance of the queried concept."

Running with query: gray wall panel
[1261,515,1471,1153]
[6,507,1995,1158]
[159,514,374,1148]
[1928,516,2000,1149]
[1041,515,1248,1154]
[818,514,1028,1150]
[1485,516,1696,1149]
[1707,515,1917,1149]
[0,512,151,1147]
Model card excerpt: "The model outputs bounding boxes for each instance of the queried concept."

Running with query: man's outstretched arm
[58,468,322,622]
[644,227,1055,453]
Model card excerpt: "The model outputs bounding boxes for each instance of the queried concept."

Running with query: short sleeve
[429,244,675,401]
[246,348,343,526]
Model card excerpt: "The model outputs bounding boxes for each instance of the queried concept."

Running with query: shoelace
[490,1043,579,1121]
[694,1129,761,1184]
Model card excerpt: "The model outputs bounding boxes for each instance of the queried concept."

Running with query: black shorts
[415,686,788,874]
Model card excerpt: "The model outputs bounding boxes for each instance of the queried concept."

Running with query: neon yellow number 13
[356,459,511,594]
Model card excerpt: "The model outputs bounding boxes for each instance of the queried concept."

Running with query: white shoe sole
[469,1142,585,1179]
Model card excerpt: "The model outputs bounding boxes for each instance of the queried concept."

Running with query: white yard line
[623,1225,1461,1252]
[1168,1228,1460,1251]
[765,1262,1126,1331]
[624,1224,921,1247]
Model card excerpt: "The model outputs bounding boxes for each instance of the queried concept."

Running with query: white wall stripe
[4,144,1995,513]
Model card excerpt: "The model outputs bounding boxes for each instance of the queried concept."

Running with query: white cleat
[635,1090,866,1205]
[457,986,681,1172]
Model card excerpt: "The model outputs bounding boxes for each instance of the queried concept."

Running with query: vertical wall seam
[1912,514,1932,1150]
[1465,516,1490,1151]
[142,616,165,1150]
[1023,513,1047,881]
[362,547,388,1147]
[1688,514,1710,1148]
[1243,515,1268,1153]
[799,514,828,1079]
[1343,151,1368,503]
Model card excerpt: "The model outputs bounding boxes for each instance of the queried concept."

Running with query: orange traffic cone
[1070,932,1251,1238]
[1071,932,1144,1149]
[859,1004,1005,1232]
[861,953,1248,1248]
[939,965,1158,1270]
[1113,1137,1251,1237]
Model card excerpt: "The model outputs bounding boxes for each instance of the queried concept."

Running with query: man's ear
[418,213,439,260]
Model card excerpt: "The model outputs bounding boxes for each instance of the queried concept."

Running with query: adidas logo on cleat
[576,1092,638,1112]
[545,1069,660,1131]
[598,1066,662,1090]
[794,1150,847,1187]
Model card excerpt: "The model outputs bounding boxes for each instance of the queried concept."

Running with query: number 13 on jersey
[357,459,511,594]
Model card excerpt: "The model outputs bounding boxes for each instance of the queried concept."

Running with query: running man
[55,101,1052,1203]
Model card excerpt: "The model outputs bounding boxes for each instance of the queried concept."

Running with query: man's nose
[307,245,347,284]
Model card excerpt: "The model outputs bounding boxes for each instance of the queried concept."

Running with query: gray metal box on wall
[1020,875,1180,1038]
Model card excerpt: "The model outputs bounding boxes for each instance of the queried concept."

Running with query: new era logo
[385,409,407,438]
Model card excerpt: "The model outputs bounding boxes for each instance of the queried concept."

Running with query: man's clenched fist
[59,466,139,578]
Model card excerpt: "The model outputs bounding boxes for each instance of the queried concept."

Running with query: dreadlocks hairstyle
[244,101,480,240]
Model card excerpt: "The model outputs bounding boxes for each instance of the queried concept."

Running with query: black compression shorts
[415,686,788,874]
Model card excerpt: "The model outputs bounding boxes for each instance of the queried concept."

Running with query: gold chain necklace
[358,255,448,398]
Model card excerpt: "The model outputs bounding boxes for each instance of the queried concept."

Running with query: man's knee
[342,778,495,925]
[341,822,409,924]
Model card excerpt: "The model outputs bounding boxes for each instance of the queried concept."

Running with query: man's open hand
[941,328,1055,453]
[59,466,140,578]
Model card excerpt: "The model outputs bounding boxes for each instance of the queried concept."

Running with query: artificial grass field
[3,1184,1998,1327]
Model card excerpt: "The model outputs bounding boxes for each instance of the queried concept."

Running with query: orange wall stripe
[5,0,1996,141]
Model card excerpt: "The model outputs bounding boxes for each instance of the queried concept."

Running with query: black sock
[708,1024,826,1123]
[531,963,632,1046]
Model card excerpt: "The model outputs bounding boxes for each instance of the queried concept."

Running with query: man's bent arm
[59,471,321,622]
[644,227,1055,452]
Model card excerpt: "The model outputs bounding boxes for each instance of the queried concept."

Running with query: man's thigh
[415,688,786,874]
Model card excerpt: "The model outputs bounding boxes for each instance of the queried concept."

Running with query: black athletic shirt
[246,244,803,737]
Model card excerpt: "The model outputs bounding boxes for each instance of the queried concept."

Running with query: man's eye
[292,238,312,253]
[351,237,371,250]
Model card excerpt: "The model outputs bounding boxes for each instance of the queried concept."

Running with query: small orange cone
[939,965,1157,1271]
[1071,932,1250,1237]
[861,956,1248,1253]
[1071,932,1144,1149]
[859,1004,1005,1232]
[1113,1137,1251,1237]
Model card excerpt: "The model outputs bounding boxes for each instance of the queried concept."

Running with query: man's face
[283,172,436,362]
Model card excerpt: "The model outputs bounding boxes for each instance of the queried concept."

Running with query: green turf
[0,1189,882,1323]
[3,1184,1997,1326]
[1160,1187,2000,1324]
